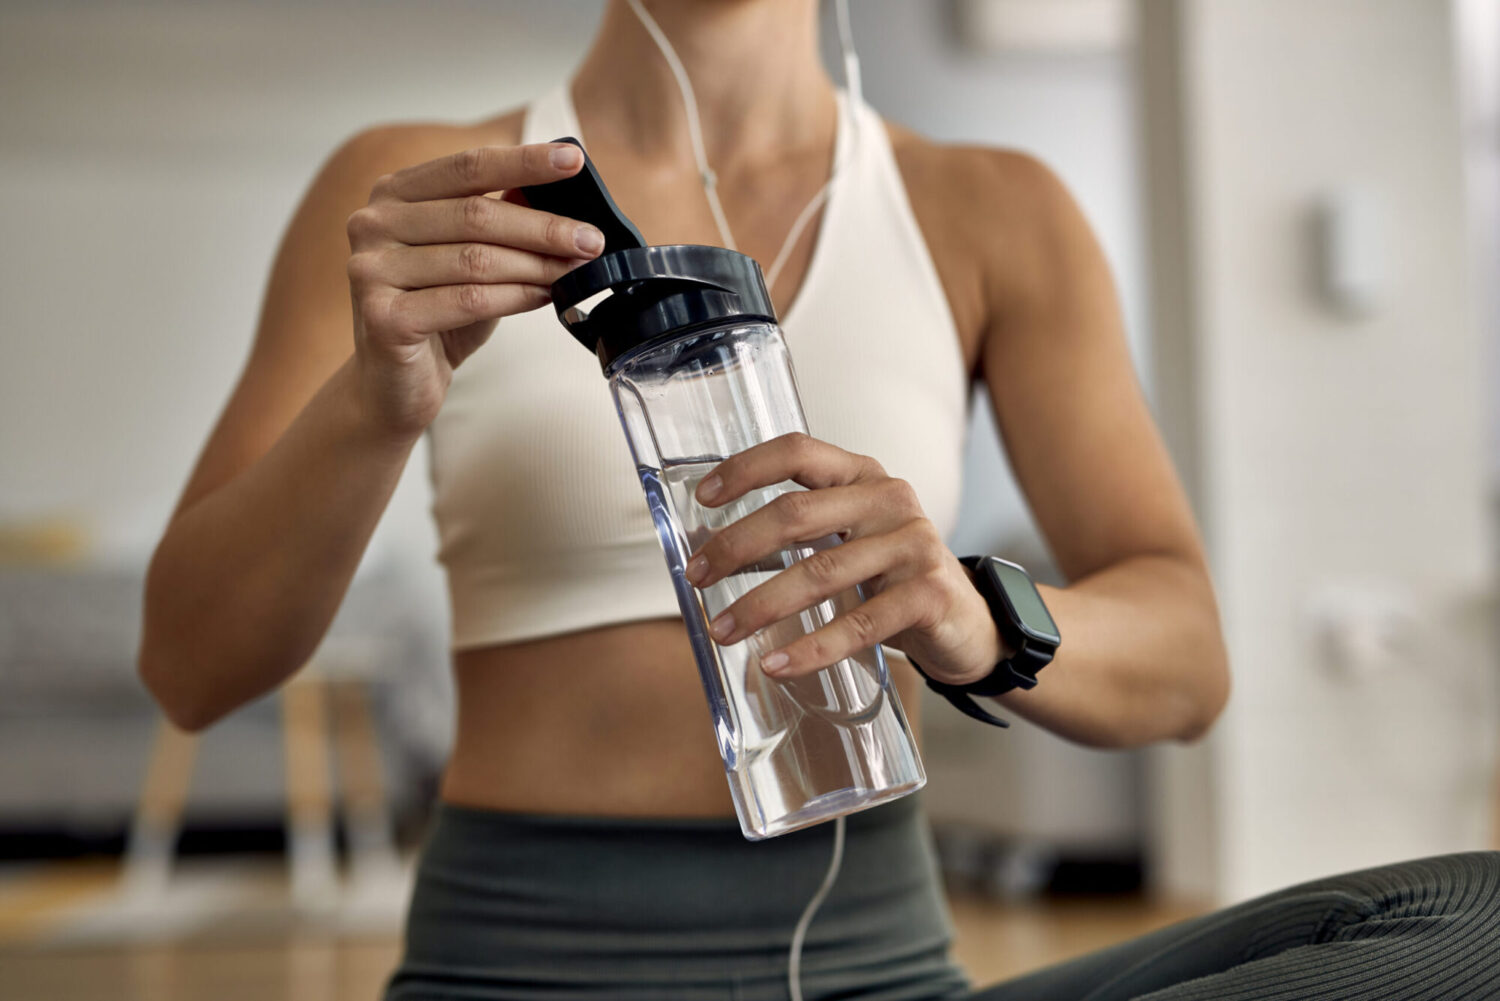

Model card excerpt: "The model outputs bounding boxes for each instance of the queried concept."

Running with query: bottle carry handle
[521,137,777,370]
[519,137,646,254]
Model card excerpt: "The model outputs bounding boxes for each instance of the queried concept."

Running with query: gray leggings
[384,793,1500,1000]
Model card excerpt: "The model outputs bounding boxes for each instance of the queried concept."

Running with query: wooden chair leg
[120,718,199,900]
[281,673,339,911]
[330,679,399,883]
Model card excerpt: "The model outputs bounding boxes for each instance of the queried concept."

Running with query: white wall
[1143,0,1496,902]
[1456,0,1500,488]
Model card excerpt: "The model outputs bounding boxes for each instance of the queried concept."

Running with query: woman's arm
[973,151,1228,748]
[139,126,602,730]
[681,148,1227,751]
[141,356,417,732]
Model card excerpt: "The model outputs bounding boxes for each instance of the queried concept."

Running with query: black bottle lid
[521,138,776,372]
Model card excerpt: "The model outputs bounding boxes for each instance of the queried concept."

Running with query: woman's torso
[430,83,992,818]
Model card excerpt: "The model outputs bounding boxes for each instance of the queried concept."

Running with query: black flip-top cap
[519,137,776,372]
[548,245,776,372]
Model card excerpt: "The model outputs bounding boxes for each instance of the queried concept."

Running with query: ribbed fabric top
[428,82,968,650]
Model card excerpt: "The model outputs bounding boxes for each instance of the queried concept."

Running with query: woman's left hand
[683,432,1007,684]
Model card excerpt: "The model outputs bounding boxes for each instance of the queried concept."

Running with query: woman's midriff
[441,617,927,818]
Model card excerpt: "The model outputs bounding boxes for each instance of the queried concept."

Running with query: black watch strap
[906,656,1014,727]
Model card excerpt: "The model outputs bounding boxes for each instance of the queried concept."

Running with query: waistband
[389,791,971,1000]
[434,782,922,836]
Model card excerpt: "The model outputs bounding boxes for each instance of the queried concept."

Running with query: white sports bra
[428,83,970,650]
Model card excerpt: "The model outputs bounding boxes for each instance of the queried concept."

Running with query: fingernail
[697,475,723,503]
[574,225,604,255]
[685,555,708,584]
[761,651,790,674]
[550,145,582,170]
[710,612,735,641]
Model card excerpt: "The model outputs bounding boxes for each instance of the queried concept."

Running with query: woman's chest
[431,279,970,563]
[430,113,978,559]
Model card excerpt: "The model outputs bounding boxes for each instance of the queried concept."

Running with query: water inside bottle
[639,455,921,837]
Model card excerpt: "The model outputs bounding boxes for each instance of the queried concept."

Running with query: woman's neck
[570,0,835,168]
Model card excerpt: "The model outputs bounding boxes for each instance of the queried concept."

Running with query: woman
[138,1,1499,998]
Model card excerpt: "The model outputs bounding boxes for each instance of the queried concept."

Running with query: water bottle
[524,141,925,840]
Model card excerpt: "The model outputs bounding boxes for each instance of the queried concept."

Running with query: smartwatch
[907,556,1061,727]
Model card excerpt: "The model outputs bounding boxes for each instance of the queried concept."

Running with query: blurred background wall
[0,0,1493,914]
[1141,0,1497,902]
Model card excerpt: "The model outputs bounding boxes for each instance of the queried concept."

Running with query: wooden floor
[948,893,1201,985]
[0,860,1203,1000]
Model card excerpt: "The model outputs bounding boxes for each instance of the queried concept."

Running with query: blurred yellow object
[0,517,91,565]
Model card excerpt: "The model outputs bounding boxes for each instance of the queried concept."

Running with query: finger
[361,243,582,291]
[687,480,920,588]
[378,142,584,203]
[375,197,604,258]
[696,432,884,508]
[381,282,552,339]
[706,529,931,646]
[758,582,938,679]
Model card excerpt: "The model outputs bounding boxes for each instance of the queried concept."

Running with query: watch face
[986,559,1060,647]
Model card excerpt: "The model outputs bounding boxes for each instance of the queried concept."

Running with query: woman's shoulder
[884,119,1079,250]
[881,118,1084,355]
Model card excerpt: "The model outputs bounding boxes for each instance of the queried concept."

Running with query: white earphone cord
[620,8,860,996]
[623,0,863,294]
[620,0,860,992]
[787,814,846,1001]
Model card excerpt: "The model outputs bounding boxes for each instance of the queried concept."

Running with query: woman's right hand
[343,142,606,439]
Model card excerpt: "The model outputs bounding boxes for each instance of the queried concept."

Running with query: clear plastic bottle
[526,150,925,839]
